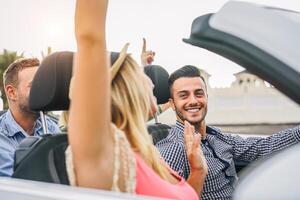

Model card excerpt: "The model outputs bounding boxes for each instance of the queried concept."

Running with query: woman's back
[135,153,198,200]
[65,147,198,199]
[66,125,198,199]
[69,0,206,198]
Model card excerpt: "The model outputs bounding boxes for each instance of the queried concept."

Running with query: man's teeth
[187,108,200,113]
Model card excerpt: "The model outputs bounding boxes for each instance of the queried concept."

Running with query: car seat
[144,65,170,104]
[12,51,73,184]
[12,52,173,184]
[147,123,172,145]
[143,64,172,144]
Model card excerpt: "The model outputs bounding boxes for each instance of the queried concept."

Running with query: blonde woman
[67,0,207,199]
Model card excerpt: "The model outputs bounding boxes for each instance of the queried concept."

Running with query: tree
[41,46,52,60]
[0,49,23,109]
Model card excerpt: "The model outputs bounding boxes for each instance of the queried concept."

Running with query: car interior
[11,50,179,184]
[11,46,253,185]
[12,51,73,184]
[0,2,298,199]
[182,2,300,199]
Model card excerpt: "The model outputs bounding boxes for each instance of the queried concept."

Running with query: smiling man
[156,65,300,200]
[0,58,60,177]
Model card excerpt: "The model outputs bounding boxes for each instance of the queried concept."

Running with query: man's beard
[19,103,39,119]
[174,106,207,130]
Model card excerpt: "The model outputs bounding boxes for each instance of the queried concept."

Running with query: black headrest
[29,52,170,112]
[144,65,170,104]
[29,51,74,111]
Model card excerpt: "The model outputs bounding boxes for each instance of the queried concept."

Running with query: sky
[0,0,299,87]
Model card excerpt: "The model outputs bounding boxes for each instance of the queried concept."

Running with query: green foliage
[0,49,23,109]
[41,46,52,59]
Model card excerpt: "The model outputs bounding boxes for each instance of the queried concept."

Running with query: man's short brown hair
[3,58,40,87]
[168,65,207,97]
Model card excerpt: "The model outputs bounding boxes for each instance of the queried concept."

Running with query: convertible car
[182,1,300,199]
[0,1,299,199]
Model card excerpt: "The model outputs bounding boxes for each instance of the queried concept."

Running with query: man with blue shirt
[156,65,300,200]
[0,58,60,176]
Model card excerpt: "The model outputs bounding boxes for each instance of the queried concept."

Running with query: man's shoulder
[156,136,183,148]
[207,125,223,134]
[0,116,6,130]
[207,125,229,138]
[156,128,186,164]
[37,116,60,133]
[0,133,15,150]
[0,111,16,136]
[206,125,241,146]
[0,124,17,152]
[0,110,9,124]
[156,127,185,150]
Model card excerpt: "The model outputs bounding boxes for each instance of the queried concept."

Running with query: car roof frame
[183,2,300,104]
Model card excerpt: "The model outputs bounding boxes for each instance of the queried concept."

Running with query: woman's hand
[141,38,155,66]
[70,0,113,190]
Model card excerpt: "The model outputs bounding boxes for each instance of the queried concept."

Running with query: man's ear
[5,84,17,101]
[169,98,175,111]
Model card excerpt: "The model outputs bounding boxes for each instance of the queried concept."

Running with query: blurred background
[0,0,299,135]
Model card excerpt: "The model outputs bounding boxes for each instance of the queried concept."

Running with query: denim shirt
[0,110,60,176]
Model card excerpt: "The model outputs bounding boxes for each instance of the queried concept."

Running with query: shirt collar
[175,121,185,133]
[34,118,44,133]
[206,125,221,135]
[173,120,221,136]
[2,110,42,137]
[165,121,184,141]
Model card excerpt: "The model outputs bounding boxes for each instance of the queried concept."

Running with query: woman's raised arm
[68,0,114,189]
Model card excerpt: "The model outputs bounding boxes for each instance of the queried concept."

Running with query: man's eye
[195,91,204,97]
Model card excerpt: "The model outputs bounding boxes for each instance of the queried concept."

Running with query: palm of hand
[141,38,155,66]
[184,121,208,175]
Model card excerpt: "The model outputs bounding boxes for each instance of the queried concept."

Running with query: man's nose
[188,94,198,104]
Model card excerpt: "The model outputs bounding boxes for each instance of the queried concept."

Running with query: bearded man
[0,58,60,176]
[156,65,300,200]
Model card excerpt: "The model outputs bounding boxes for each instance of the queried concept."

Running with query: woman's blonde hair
[111,45,169,180]
[59,111,69,131]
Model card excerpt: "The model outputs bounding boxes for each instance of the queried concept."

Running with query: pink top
[135,153,198,200]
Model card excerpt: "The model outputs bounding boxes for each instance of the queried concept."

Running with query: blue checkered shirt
[156,121,300,200]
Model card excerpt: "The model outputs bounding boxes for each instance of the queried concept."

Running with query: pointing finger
[142,38,146,52]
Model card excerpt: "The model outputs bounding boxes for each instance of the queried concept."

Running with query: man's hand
[184,120,208,197]
[141,38,155,66]
[184,121,208,174]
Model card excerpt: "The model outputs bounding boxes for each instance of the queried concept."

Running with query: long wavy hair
[110,45,169,180]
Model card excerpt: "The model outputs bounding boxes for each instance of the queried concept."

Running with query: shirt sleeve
[156,140,189,179]
[0,134,15,177]
[224,125,300,161]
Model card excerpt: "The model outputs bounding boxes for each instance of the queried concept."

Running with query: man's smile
[185,106,201,114]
